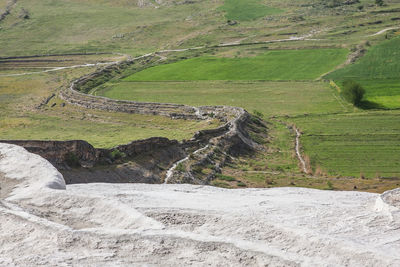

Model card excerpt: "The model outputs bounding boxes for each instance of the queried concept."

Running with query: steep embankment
[0,143,399,266]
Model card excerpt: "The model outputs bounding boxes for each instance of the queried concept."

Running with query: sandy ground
[0,143,400,266]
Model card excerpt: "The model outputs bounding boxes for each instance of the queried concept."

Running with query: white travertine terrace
[0,143,399,266]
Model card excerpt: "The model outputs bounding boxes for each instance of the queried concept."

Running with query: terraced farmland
[291,111,400,178]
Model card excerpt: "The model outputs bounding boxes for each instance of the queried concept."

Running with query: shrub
[192,165,204,174]
[215,173,236,181]
[211,181,230,188]
[237,181,247,187]
[253,110,264,118]
[176,162,185,172]
[65,152,80,167]
[110,149,126,160]
[326,181,334,190]
[341,80,365,106]
[376,0,384,6]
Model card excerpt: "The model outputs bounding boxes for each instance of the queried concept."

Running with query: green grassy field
[0,66,219,148]
[97,80,347,116]
[219,0,283,21]
[124,49,348,81]
[326,36,400,108]
[357,79,400,109]
[0,0,222,56]
[291,111,400,178]
[0,109,216,148]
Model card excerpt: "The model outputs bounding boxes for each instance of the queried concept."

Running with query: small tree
[342,80,365,106]
[375,0,384,6]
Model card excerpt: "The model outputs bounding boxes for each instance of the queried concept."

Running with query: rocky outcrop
[375,188,400,222]
[0,138,186,184]
[377,188,400,210]
[1,137,179,169]
[165,106,262,184]
[0,140,99,168]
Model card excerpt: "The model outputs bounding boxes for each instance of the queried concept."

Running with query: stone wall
[59,54,200,119]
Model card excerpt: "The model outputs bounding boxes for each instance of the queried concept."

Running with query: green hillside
[327,36,400,108]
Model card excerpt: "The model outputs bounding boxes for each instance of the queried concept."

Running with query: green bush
[211,181,231,188]
[326,181,334,190]
[65,152,80,167]
[253,110,264,118]
[237,181,247,187]
[110,149,126,160]
[341,80,365,106]
[176,162,185,172]
[192,165,204,174]
[215,173,236,181]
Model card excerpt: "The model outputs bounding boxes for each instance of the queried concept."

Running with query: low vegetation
[291,111,400,178]
[327,36,400,108]
[0,63,220,148]
[124,49,348,81]
[97,80,347,116]
[219,0,283,21]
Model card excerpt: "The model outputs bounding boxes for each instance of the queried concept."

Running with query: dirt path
[294,126,308,174]
[2,25,399,78]
[0,62,115,77]
[0,30,322,77]
[368,26,400,37]
[164,145,209,184]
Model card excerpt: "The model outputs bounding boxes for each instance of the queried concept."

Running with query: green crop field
[357,79,400,109]
[327,36,400,109]
[219,0,283,21]
[97,80,347,116]
[124,49,348,81]
[327,37,400,80]
[291,111,400,178]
